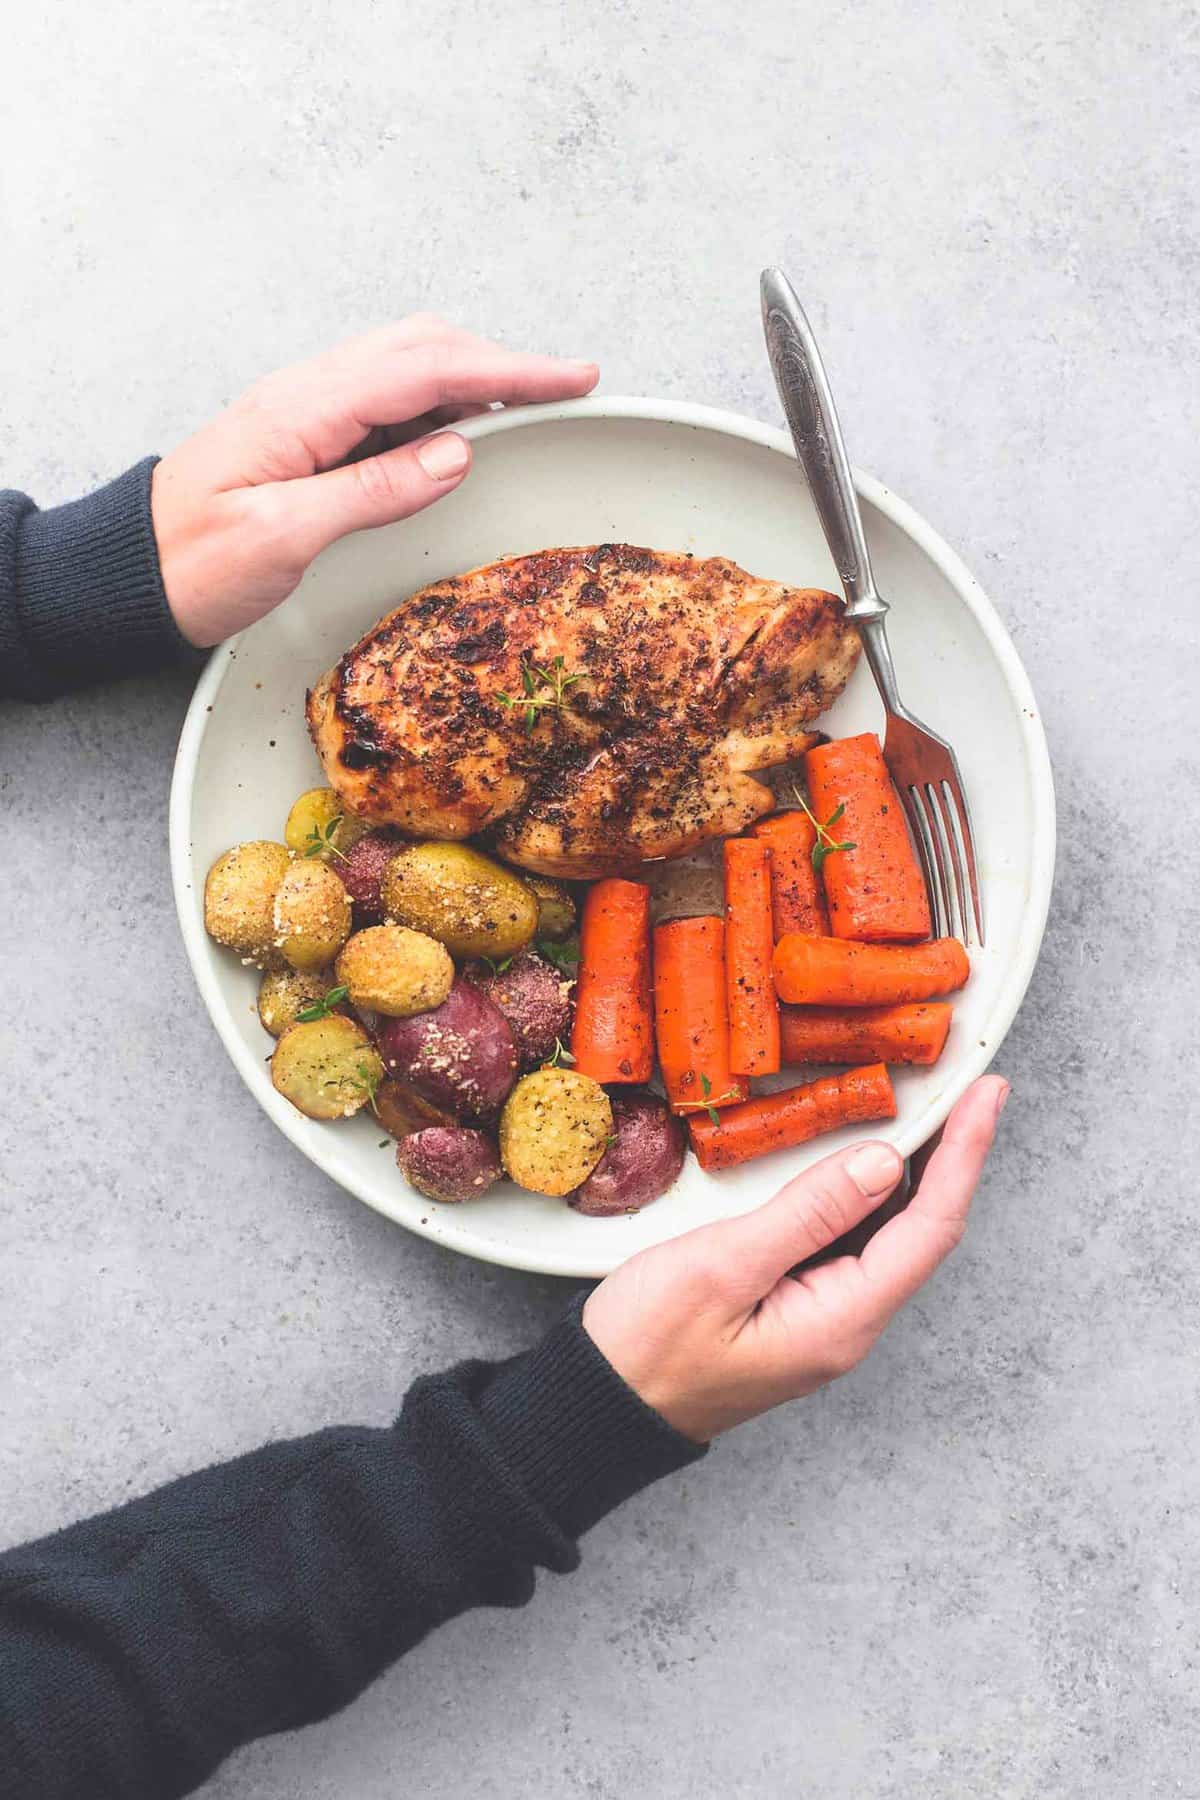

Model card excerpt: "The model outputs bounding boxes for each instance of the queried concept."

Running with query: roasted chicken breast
[307,544,859,878]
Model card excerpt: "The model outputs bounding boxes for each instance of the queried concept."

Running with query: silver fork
[760,267,984,946]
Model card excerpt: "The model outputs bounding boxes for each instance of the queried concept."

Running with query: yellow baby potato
[499,1067,613,1197]
[526,875,576,942]
[256,966,341,1038]
[382,842,538,961]
[273,860,352,971]
[271,1015,383,1120]
[204,840,291,966]
[335,925,454,1018]
[284,787,369,862]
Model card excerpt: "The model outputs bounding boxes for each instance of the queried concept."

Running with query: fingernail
[415,432,470,481]
[845,1143,903,1196]
[996,1081,1012,1115]
[564,359,599,379]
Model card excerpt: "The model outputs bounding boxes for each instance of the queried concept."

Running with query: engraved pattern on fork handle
[761,271,889,626]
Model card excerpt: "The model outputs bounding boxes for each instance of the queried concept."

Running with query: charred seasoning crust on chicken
[306,545,861,878]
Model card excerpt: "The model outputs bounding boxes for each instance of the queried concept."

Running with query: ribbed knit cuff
[478,1296,706,1541]
[9,457,198,699]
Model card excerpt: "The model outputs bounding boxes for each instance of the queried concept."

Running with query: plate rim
[170,394,1056,1278]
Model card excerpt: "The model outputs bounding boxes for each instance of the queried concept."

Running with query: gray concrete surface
[3,3,1198,1795]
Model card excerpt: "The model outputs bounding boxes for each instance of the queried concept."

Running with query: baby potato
[569,1091,685,1216]
[382,842,538,961]
[271,1015,383,1119]
[257,966,342,1038]
[376,979,518,1122]
[338,830,402,924]
[284,787,369,861]
[396,1126,503,1204]
[374,1076,456,1141]
[526,875,576,943]
[273,860,353,971]
[467,949,574,1070]
[335,924,453,1018]
[204,840,291,965]
[499,1067,613,1197]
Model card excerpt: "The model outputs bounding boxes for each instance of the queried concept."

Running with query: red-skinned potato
[338,831,402,924]
[569,1090,686,1216]
[376,977,518,1122]
[466,950,574,1070]
[396,1126,503,1203]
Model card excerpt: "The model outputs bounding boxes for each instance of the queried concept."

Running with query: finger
[275,334,600,468]
[351,341,598,423]
[260,430,472,557]
[857,1075,1009,1314]
[703,1139,906,1298]
[791,1170,913,1275]
[382,403,493,448]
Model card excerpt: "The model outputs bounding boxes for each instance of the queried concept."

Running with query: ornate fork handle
[761,272,889,627]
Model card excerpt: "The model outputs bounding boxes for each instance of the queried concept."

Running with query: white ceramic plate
[170,397,1054,1279]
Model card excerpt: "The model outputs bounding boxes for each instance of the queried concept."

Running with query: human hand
[151,315,599,647]
[583,1075,1009,1442]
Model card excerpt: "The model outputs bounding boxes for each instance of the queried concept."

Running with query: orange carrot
[805,733,931,942]
[773,934,969,1007]
[571,878,654,1083]
[688,1063,897,1171]
[780,1001,952,1066]
[751,810,830,937]
[723,839,781,1077]
[653,916,750,1115]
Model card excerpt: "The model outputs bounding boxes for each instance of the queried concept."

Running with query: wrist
[477,1296,706,1540]
[12,457,200,697]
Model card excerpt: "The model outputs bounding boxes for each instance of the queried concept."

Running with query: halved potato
[271,1015,383,1119]
[257,965,341,1038]
[499,1067,613,1197]
[335,924,453,1018]
[204,840,291,965]
[273,860,352,971]
[374,1076,456,1141]
[284,787,370,862]
[382,842,538,961]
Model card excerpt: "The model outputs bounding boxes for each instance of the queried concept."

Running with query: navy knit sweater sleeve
[0,1307,702,1800]
[0,459,197,699]
[0,464,706,1797]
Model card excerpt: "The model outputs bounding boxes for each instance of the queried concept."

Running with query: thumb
[270,430,471,557]
[706,1139,906,1298]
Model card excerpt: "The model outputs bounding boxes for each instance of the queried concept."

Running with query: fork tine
[931,783,969,944]
[942,766,985,946]
[902,786,946,938]
[922,784,959,940]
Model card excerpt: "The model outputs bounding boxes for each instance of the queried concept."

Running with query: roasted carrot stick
[571,878,654,1083]
[688,1063,897,1172]
[724,839,781,1077]
[773,934,969,1007]
[751,810,830,937]
[653,915,750,1115]
[805,733,931,942]
[780,1001,952,1066]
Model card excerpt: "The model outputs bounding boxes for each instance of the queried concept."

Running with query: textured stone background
[3,4,1198,1796]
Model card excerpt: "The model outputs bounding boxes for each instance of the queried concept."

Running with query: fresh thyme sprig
[699,1071,740,1128]
[324,1059,382,1116]
[497,656,586,733]
[543,1037,576,1069]
[296,984,349,1023]
[790,788,857,874]
[302,815,350,864]
[480,953,515,976]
